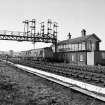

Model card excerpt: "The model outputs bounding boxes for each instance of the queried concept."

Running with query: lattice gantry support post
[40,22,45,38]
[53,22,58,39]
[22,20,30,38]
[30,19,36,38]
[47,19,52,37]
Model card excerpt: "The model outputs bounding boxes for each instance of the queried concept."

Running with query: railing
[0,30,25,36]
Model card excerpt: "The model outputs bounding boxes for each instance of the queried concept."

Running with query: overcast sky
[0,0,105,51]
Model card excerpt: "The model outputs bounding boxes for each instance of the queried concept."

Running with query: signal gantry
[0,19,58,44]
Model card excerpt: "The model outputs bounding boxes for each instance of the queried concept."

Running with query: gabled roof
[57,34,101,45]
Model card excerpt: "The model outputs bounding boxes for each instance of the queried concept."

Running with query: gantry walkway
[0,30,57,43]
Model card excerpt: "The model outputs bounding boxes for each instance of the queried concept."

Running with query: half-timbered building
[54,29,105,65]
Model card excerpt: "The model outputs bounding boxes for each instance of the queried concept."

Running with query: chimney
[81,29,86,37]
[68,32,71,39]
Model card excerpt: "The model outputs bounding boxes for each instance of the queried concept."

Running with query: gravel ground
[0,61,105,105]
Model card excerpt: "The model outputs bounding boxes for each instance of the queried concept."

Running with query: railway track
[8,58,105,88]
[1,60,105,104]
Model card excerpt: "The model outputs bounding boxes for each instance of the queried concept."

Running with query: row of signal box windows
[58,42,86,51]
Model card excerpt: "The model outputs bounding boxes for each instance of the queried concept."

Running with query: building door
[87,52,94,65]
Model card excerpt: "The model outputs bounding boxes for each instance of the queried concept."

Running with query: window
[70,44,72,51]
[102,52,105,59]
[61,45,63,49]
[66,44,69,49]
[63,44,65,48]
[80,54,84,61]
[69,44,72,50]
[75,44,78,51]
[78,43,82,50]
[81,42,85,50]
[87,41,92,51]
[73,44,75,51]
[71,54,75,61]
[57,46,59,49]
[60,45,62,49]
[59,45,61,49]
[40,50,43,55]
[72,44,75,51]
[65,44,67,48]
[92,43,95,51]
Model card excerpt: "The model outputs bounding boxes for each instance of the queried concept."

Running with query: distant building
[0,51,8,55]
[0,51,9,59]
[9,50,14,57]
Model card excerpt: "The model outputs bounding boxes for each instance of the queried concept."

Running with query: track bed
[9,58,105,87]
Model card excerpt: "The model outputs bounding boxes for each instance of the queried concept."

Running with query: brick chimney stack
[68,32,71,39]
[81,29,86,37]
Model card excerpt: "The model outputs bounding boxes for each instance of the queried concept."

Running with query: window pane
[65,44,67,48]
[67,44,69,48]
[72,44,75,51]
[102,52,105,59]
[72,54,75,61]
[69,44,71,50]
[92,43,95,51]
[75,44,78,51]
[87,41,92,50]
[64,44,65,48]
[80,54,84,61]
[78,43,82,50]
[82,42,85,50]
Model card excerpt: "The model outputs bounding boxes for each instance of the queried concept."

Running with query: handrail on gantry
[0,30,25,36]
